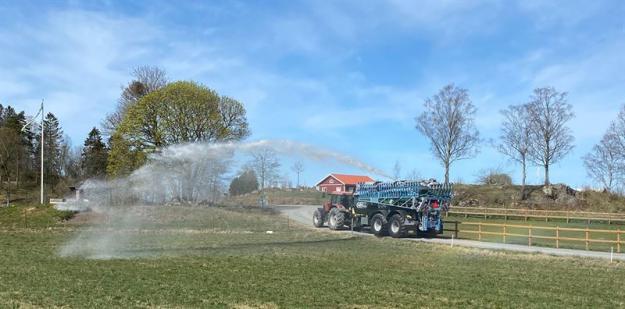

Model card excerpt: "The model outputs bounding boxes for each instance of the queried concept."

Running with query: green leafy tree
[106,132,146,178]
[108,81,250,176]
[81,128,109,179]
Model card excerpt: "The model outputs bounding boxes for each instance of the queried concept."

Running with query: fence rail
[459,222,623,252]
[448,206,625,224]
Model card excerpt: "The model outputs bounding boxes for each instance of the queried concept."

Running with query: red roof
[316,173,374,186]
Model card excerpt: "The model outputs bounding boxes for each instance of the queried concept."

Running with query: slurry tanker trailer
[313,180,453,237]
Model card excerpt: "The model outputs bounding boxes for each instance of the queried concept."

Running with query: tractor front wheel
[370,213,387,237]
[312,208,325,228]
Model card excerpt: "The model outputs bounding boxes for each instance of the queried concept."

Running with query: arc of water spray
[160,139,392,179]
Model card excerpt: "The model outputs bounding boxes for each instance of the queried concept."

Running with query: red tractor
[313,193,354,230]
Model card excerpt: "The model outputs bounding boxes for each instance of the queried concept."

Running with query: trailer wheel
[370,213,387,237]
[312,208,325,228]
[388,214,406,238]
[328,208,345,230]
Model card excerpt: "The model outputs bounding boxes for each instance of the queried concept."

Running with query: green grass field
[1,205,625,308]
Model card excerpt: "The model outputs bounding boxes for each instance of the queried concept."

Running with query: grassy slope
[454,184,625,212]
[1,205,625,308]
[223,188,326,207]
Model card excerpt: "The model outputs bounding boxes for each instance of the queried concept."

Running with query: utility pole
[40,100,44,205]
[21,99,44,205]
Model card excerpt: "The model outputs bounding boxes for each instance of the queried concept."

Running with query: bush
[477,169,513,186]
[229,169,259,196]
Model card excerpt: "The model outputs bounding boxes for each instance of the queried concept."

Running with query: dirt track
[275,204,625,262]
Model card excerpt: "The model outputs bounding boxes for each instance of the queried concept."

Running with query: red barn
[315,173,375,194]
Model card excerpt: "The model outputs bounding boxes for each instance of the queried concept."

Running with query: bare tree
[416,84,480,184]
[497,104,531,199]
[291,161,304,187]
[102,65,168,137]
[392,160,401,181]
[609,105,625,156]
[526,87,575,185]
[248,147,281,191]
[583,129,622,192]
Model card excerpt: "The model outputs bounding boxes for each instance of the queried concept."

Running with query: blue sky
[1,0,624,188]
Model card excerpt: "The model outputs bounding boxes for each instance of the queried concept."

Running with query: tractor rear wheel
[388,214,406,238]
[370,213,387,237]
[328,208,345,230]
[312,208,325,228]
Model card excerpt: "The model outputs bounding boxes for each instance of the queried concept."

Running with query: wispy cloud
[1,0,623,186]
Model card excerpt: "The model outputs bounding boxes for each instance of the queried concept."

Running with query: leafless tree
[102,65,168,137]
[609,105,625,155]
[583,129,622,192]
[218,96,251,141]
[526,87,575,185]
[248,147,281,191]
[497,104,531,199]
[416,84,480,184]
[291,161,304,187]
[392,160,401,181]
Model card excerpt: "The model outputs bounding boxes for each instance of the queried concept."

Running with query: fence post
[556,226,560,249]
[566,211,570,223]
[503,224,507,244]
[585,227,589,250]
[618,229,621,253]
[528,225,532,247]
[454,221,459,239]
[478,223,482,241]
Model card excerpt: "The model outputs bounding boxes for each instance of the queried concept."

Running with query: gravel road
[275,204,625,262]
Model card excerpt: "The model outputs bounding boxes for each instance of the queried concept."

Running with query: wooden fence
[459,222,624,252]
[447,206,625,224]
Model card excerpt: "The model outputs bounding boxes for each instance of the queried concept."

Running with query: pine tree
[81,128,108,179]
[35,113,64,191]
[0,105,34,188]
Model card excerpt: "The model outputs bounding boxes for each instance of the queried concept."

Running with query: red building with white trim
[315,173,375,194]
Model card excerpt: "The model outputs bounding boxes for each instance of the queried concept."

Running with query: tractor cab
[323,193,354,212]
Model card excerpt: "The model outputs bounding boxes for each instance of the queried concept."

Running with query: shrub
[477,169,513,186]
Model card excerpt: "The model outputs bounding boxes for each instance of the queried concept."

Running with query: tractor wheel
[312,208,325,228]
[370,213,387,237]
[388,214,406,238]
[328,208,345,230]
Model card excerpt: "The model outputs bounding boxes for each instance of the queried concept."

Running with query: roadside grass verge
[1,205,625,307]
